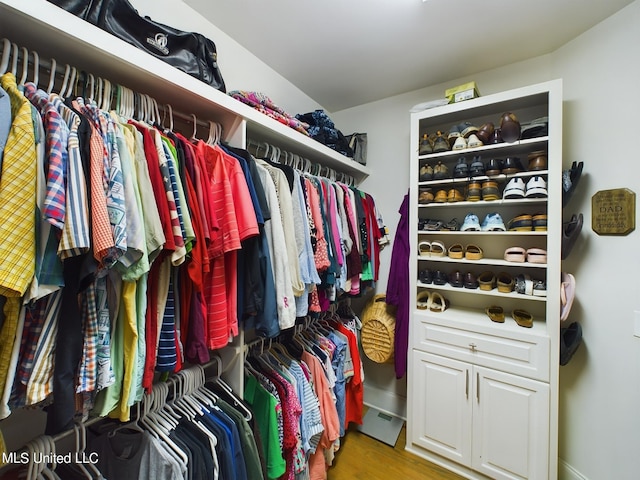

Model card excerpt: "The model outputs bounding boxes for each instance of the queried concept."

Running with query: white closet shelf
[0,0,370,183]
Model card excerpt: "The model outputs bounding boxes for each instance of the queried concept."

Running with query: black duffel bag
[47,0,226,92]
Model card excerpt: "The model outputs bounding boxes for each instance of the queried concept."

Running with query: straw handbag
[361,294,396,363]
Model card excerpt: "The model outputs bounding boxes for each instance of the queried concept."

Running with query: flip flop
[512,309,534,328]
[560,272,576,322]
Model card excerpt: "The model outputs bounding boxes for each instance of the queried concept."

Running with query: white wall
[334,2,640,479]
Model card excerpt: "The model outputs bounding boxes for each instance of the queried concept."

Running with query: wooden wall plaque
[591,188,635,235]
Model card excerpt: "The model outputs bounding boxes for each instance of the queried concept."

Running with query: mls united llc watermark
[2,451,99,465]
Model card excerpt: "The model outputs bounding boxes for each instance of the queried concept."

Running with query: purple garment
[385,193,410,378]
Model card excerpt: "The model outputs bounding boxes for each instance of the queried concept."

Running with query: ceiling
[185,0,633,112]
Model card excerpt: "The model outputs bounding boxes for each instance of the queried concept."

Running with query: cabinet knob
[469,343,477,351]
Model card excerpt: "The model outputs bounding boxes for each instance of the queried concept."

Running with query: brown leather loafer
[500,112,521,142]
[476,122,495,144]
[418,189,434,204]
[434,189,448,203]
[447,188,465,203]
[528,150,548,171]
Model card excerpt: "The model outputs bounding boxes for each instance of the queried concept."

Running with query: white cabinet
[410,351,549,480]
[406,81,562,480]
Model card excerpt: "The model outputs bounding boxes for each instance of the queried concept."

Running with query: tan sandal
[497,272,515,293]
[430,241,446,257]
[512,309,533,328]
[465,244,483,260]
[429,292,449,313]
[448,243,464,259]
[416,290,431,310]
[418,241,431,256]
[485,305,505,323]
[478,271,496,291]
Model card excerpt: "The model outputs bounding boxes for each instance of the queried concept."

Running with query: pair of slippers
[416,290,449,312]
[485,306,533,328]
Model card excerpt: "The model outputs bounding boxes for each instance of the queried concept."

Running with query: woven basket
[361,294,396,364]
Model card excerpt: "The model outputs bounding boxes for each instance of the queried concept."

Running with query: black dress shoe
[502,156,524,174]
[463,272,479,289]
[449,271,464,288]
[561,213,583,260]
[485,158,503,176]
[433,270,448,286]
[418,269,433,284]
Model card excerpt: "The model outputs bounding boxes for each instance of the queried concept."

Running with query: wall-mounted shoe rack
[406,80,562,480]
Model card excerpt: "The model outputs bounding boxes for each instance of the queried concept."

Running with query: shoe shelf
[417,230,547,236]
[417,136,549,162]
[418,170,549,187]
[418,198,547,209]
[413,306,550,338]
[417,282,548,302]
[417,255,548,269]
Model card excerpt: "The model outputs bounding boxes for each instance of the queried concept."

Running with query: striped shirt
[52,95,90,259]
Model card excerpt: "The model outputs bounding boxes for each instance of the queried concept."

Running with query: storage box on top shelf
[445,81,480,104]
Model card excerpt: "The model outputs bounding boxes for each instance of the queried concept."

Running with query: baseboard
[559,458,588,480]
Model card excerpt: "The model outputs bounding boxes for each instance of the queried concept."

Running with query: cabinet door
[410,350,472,465]
[472,366,550,480]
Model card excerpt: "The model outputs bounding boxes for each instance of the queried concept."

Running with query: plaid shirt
[0,74,38,409]
[23,83,67,230]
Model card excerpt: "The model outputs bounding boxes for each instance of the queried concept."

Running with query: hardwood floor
[328,422,466,480]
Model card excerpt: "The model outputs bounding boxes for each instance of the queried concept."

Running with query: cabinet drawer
[414,319,550,382]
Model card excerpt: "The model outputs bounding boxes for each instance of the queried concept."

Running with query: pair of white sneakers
[503,176,547,199]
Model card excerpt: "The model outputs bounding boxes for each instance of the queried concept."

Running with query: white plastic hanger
[9,42,18,76]
[18,47,29,85]
[64,66,77,99]
[0,38,11,74]
[189,113,198,140]
[30,50,39,88]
